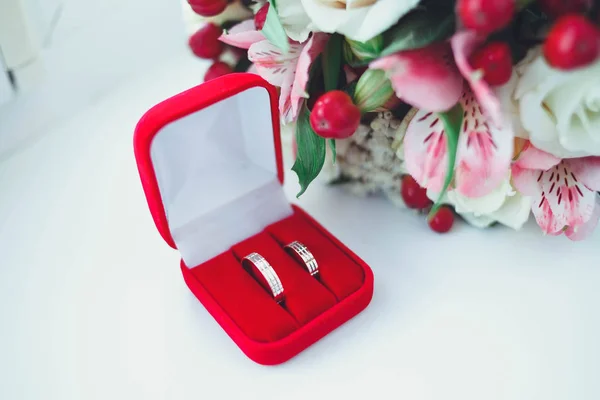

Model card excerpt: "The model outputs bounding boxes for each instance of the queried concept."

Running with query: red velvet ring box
[133,73,374,365]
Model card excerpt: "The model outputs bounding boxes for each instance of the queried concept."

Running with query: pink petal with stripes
[248,40,302,87]
[530,160,596,233]
[454,89,514,198]
[403,108,449,192]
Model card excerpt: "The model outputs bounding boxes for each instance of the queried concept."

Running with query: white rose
[515,47,600,158]
[300,0,420,42]
[427,178,533,230]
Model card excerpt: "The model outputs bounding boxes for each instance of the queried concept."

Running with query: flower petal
[565,194,600,240]
[565,157,600,192]
[448,177,514,216]
[496,71,529,139]
[536,161,596,231]
[370,43,463,112]
[490,191,532,230]
[511,165,542,197]
[350,0,421,42]
[276,0,317,43]
[248,40,303,87]
[451,31,503,128]
[289,33,329,121]
[454,90,514,197]
[514,142,561,170]
[279,73,296,123]
[300,0,419,42]
[219,20,265,49]
[531,193,563,235]
[514,50,600,158]
[404,109,449,192]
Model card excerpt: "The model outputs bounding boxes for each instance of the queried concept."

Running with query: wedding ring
[284,241,319,277]
[242,252,285,304]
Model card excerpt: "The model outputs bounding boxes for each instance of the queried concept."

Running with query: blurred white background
[0,0,189,159]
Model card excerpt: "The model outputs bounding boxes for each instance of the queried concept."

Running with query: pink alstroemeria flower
[220,21,328,123]
[511,143,600,240]
[403,85,514,198]
[370,31,503,127]
[369,42,463,113]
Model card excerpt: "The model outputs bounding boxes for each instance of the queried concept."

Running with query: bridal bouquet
[184,0,600,239]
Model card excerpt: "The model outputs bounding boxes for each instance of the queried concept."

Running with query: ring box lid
[134,73,293,268]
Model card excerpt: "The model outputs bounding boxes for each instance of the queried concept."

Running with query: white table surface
[2,54,600,400]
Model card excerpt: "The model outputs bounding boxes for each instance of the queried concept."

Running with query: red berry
[537,0,592,19]
[309,91,361,139]
[457,0,515,35]
[254,3,270,30]
[428,206,455,234]
[543,14,600,70]
[470,41,513,86]
[188,0,228,17]
[204,61,233,81]
[189,23,224,59]
[401,175,432,210]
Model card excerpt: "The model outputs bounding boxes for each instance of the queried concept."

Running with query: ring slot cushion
[133,73,374,365]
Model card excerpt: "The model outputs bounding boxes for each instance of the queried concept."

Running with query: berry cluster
[458,0,600,78]
[187,1,273,82]
[189,22,234,81]
[187,0,239,81]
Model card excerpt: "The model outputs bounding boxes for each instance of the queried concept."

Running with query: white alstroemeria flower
[515,46,600,158]
[428,178,533,230]
[300,0,420,42]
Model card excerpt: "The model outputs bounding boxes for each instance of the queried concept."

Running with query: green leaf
[329,139,337,164]
[380,11,455,57]
[261,0,289,54]
[292,107,326,197]
[428,103,463,218]
[345,35,384,62]
[322,34,343,91]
